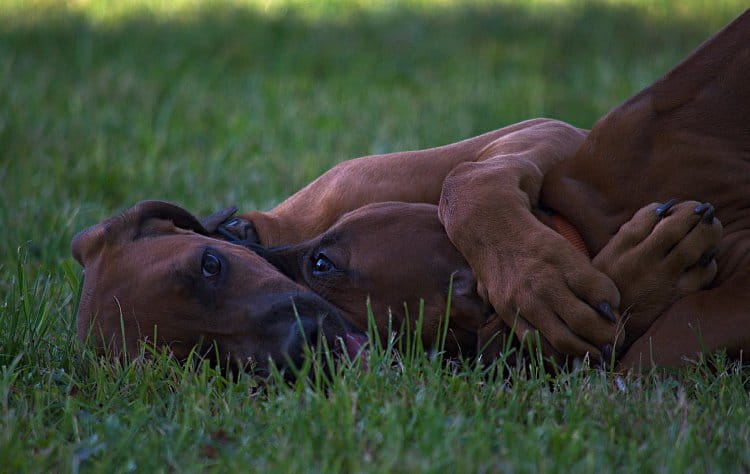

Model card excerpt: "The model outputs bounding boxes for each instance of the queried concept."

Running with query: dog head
[257,202,492,356]
[71,200,360,374]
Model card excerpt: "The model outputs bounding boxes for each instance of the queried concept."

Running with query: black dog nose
[278,292,341,349]
[289,293,340,320]
[292,294,344,341]
[290,311,320,346]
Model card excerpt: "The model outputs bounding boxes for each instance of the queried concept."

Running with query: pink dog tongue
[344,333,368,361]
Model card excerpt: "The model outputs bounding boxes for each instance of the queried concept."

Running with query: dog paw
[593,199,722,347]
[473,232,622,363]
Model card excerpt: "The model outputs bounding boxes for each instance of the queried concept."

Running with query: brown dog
[71,200,367,374]
[248,201,490,357]
[72,195,718,371]
[231,10,748,368]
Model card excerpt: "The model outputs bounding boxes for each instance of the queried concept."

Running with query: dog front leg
[239,119,559,246]
[439,120,622,362]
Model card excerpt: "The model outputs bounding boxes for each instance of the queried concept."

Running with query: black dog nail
[597,302,617,323]
[698,247,719,267]
[703,208,715,224]
[655,199,679,217]
[601,344,614,364]
[693,203,710,215]
[694,203,715,223]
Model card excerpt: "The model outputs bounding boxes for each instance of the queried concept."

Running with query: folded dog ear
[71,224,106,266]
[130,200,209,236]
[71,200,210,267]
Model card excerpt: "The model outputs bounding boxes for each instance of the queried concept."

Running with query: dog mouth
[305,315,369,363]
[272,325,369,378]
[277,296,369,370]
[342,332,368,361]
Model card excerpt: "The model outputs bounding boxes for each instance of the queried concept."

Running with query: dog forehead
[348,203,444,234]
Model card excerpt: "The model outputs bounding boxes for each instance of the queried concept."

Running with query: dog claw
[601,344,614,365]
[655,199,679,217]
[694,202,715,224]
[597,302,617,323]
[216,217,260,245]
[698,247,719,267]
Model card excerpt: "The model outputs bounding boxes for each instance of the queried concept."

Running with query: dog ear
[129,200,209,236]
[71,224,106,266]
[71,200,209,266]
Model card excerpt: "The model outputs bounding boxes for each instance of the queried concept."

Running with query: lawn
[1,0,749,471]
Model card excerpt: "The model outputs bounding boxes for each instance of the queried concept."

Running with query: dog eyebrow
[168,263,194,289]
[168,247,206,290]
[319,232,341,247]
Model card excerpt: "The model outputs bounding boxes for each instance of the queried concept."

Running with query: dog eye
[312,253,336,274]
[202,251,221,277]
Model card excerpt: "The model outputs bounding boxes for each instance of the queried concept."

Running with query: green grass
[1,0,749,471]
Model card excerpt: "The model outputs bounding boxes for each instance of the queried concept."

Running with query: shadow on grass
[2,2,742,139]
[1,3,737,126]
